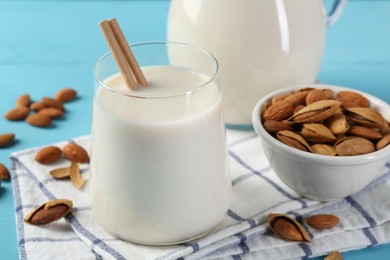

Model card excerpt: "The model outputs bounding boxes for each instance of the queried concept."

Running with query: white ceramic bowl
[252,84,390,201]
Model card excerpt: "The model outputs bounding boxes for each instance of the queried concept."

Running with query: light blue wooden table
[1,0,389,259]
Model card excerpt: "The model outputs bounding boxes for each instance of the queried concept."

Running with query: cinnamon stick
[99,20,138,90]
[108,18,148,86]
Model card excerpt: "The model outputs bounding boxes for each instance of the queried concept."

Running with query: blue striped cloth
[10,130,390,259]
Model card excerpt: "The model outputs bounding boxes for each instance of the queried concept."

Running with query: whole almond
[26,114,52,127]
[0,133,15,147]
[55,88,77,103]
[24,199,72,225]
[38,107,64,118]
[277,130,313,152]
[311,144,337,156]
[268,213,311,242]
[0,163,10,180]
[305,89,333,105]
[263,120,292,133]
[334,137,375,156]
[42,97,65,111]
[35,146,62,164]
[63,143,89,163]
[300,123,336,143]
[263,100,294,121]
[376,134,390,150]
[4,107,30,120]
[288,100,341,124]
[16,94,31,107]
[337,91,369,109]
[325,251,343,260]
[347,126,382,140]
[306,214,340,229]
[284,91,308,106]
[30,101,47,111]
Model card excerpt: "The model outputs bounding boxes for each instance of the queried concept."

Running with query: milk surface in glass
[91,65,231,245]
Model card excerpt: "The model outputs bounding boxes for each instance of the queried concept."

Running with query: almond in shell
[334,137,375,156]
[346,107,387,130]
[277,130,312,152]
[63,143,89,163]
[35,146,62,164]
[288,100,341,124]
[300,123,336,143]
[24,199,72,225]
[324,113,350,135]
[347,126,382,140]
[268,213,311,242]
[311,144,337,156]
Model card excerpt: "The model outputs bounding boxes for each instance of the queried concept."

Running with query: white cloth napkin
[10,130,390,260]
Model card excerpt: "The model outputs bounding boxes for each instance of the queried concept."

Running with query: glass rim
[93,41,219,99]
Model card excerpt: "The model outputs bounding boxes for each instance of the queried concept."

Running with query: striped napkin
[10,129,390,260]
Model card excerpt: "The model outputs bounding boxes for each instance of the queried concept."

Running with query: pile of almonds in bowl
[261,87,390,156]
[252,84,390,201]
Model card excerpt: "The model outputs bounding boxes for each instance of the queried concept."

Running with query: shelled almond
[0,133,15,147]
[4,88,77,128]
[261,88,390,156]
[0,163,10,180]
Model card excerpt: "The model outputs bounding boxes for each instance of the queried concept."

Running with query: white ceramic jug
[167,0,347,128]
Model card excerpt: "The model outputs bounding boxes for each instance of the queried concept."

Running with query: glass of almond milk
[91,42,231,245]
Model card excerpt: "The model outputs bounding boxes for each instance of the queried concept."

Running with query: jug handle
[327,0,348,26]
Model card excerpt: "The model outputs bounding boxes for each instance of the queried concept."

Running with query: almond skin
[16,94,31,107]
[38,108,64,118]
[0,133,15,147]
[35,146,62,164]
[55,88,77,103]
[25,114,52,127]
[4,107,30,120]
[306,214,340,229]
[0,163,10,180]
[63,143,89,163]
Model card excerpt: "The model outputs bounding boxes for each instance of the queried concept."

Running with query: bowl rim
[252,84,390,165]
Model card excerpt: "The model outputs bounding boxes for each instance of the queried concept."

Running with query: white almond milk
[168,0,327,126]
[90,66,231,244]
